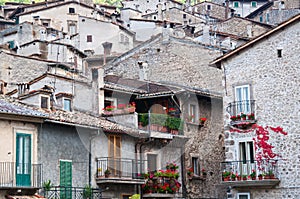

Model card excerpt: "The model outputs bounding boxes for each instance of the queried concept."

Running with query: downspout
[180,146,187,198]
[89,129,100,186]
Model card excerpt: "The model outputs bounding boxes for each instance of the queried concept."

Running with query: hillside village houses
[0,0,299,198]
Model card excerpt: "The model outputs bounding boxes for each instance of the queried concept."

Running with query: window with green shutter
[234,1,239,8]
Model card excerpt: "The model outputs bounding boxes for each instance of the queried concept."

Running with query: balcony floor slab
[221,179,280,189]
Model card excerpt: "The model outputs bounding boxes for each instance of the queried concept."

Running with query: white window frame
[104,97,117,107]
[188,103,198,123]
[236,138,255,176]
[234,84,250,114]
[40,95,50,109]
[237,192,250,199]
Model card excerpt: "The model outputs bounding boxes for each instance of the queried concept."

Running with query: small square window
[277,49,282,58]
[69,7,75,13]
[207,5,211,10]
[251,1,257,7]
[87,35,92,42]
[63,98,72,111]
[183,14,186,19]
[41,96,49,109]
[233,1,239,8]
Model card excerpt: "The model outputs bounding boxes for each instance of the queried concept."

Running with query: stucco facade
[77,16,134,55]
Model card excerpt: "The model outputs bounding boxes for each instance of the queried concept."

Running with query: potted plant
[42,180,52,197]
[236,174,241,181]
[187,168,194,179]
[241,113,247,120]
[222,171,231,181]
[230,115,237,121]
[199,117,207,125]
[258,174,263,180]
[83,185,92,199]
[250,169,256,180]
[242,175,248,181]
[248,113,255,120]
[231,172,236,181]
[265,170,275,179]
[104,169,111,178]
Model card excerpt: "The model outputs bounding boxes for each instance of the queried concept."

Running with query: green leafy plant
[222,171,231,178]
[83,185,92,199]
[43,180,52,191]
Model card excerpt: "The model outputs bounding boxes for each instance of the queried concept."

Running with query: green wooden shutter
[60,160,72,199]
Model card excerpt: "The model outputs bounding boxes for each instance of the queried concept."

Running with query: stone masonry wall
[222,19,300,198]
[106,35,223,93]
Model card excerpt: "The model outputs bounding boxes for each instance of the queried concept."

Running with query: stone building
[210,14,300,199]
[104,29,226,198]
[228,0,269,17]
[246,0,300,25]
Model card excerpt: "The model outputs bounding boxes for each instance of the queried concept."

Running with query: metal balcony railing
[96,157,147,179]
[43,186,102,199]
[226,100,256,116]
[220,159,279,180]
[0,162,42,188]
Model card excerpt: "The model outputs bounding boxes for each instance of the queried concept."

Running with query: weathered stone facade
[105,33,226,198]
[215,15,300,198]
[215,16,272,38]
[106,34,223,93]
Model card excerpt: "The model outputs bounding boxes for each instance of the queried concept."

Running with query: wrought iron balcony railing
[96,157,147,179]
[0,162,42,188]
[220,159,279,181]
[43,186,102,199]
[226,100,255,117]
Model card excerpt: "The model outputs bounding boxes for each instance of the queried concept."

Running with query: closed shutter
[60,160,72,199]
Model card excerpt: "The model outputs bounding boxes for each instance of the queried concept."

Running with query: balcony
[226,100,256,129]
[95,157,147,185]
[42,186,102,199]
[138,113,184,138]
[0,162,42,192]
[220,159,280,188]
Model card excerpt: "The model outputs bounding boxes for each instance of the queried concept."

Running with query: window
[239,141,255,176]
[251,1,257,7]
[189,104,196,123]
[259,15,263,22]
[266,13,270,23]
[63,98,72,111]
[192,157,200,175]
[183,14,186,19]
[68,23,77,35]
[41,96,49,109]
[87,35,92,42]
[147,154,157,172]
[237,192,250,199]
[239,141,254,163]
[235,85,250,114]
[207,5,211,10]
[233,1,239,8]
[277,49,282,58]
[69,7,75,13]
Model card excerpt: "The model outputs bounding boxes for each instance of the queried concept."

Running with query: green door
[16,133,31,186]
[60,160,72,199]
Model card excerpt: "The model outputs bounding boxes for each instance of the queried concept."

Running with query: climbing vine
[230,124,287,169]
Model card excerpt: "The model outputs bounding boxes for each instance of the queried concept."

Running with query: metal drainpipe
[89,129,100,187]
[181,146,187,198]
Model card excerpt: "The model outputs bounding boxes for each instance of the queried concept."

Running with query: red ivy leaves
[230,124,287,170]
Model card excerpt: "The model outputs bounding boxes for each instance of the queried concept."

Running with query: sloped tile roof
[0,96,47,118]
